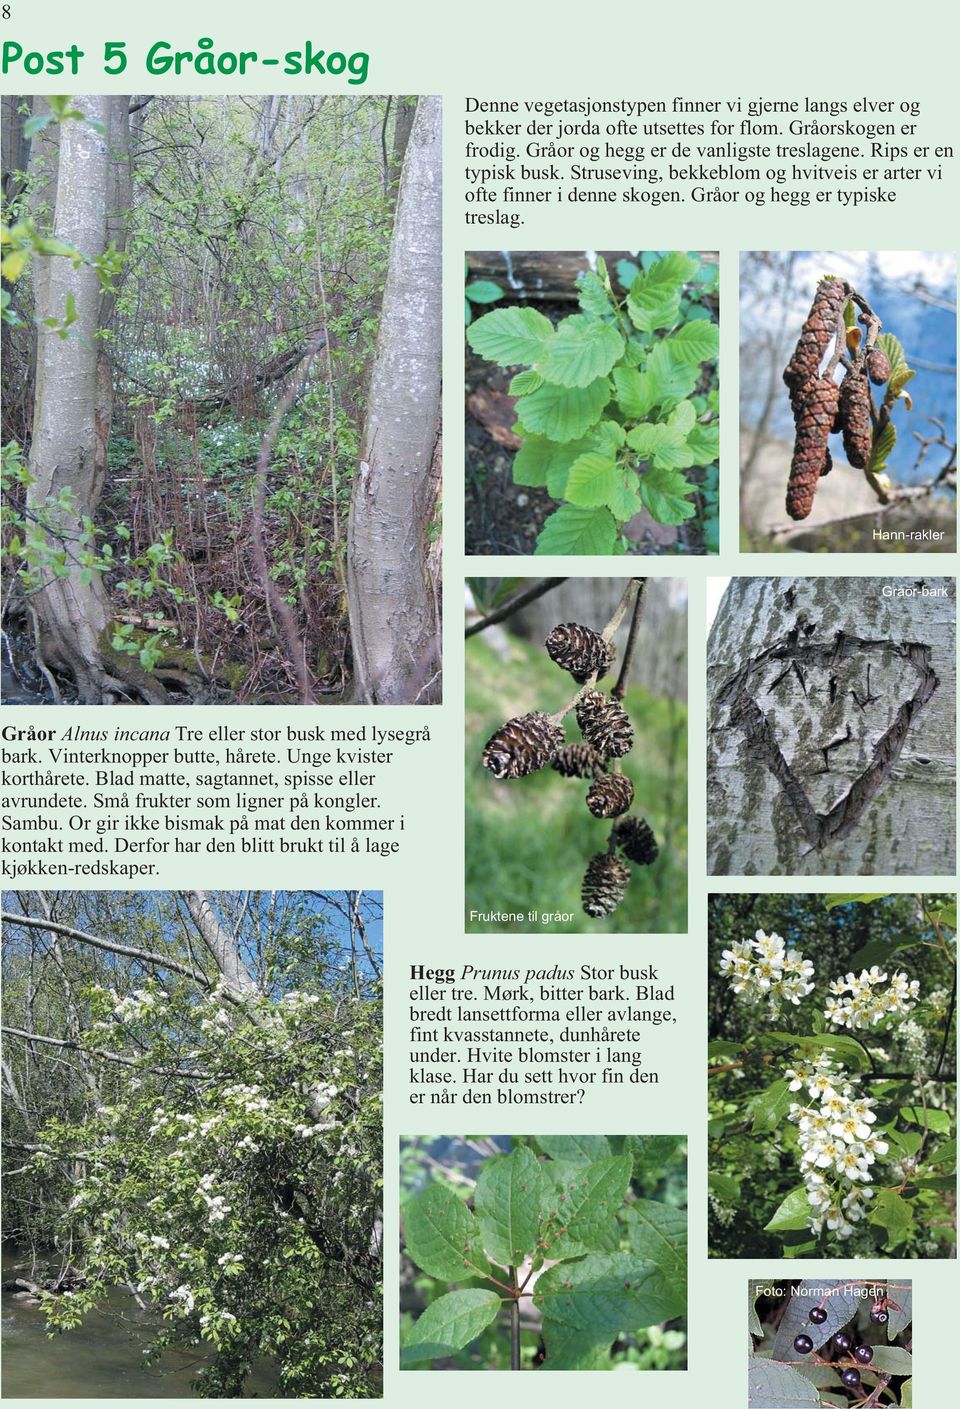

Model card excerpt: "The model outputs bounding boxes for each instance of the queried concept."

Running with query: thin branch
[612,580,647,701]
[1,912,212,987]
[1,1025,204,1079]
[465,578,567,637]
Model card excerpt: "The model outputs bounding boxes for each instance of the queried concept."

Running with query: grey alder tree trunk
[27,96,163,703]
[707,576,955,876]
[346,95,441,704]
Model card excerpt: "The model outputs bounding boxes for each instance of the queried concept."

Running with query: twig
[510,1266,521,1371]
[612,580,646,701]
[465,578,566,637]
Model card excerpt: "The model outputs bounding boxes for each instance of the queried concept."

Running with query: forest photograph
[1,94,441,705]
[466,576,687,933]
[1,889,383,1398]
[739,250,956,553]
[708,893,955,1262]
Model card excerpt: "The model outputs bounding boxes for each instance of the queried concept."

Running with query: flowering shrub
[708,894,955,1259]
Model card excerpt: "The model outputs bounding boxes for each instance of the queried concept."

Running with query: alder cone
[575,689,634,759]
[586,772,634,818]
[582,853,631,918]
[783,277,849,398]
[839,366,873,468]
[551,742,607,779]
[785,377,841,520]
[545,622,615,683]
[481,711,564,779]
[614,816,659,866]
[867,347,891,385]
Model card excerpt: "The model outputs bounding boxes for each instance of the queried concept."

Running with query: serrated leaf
[637,464,697,524]
[624,1200,687,1289]
[867,421,896,474]
[465,279,503,304]
[626,422,695,471]
[869,1189,914,1250]
[626,252,698,332]
[466,305,554,365]
[613,366,656,419]
[404,1183,490,1282]
[577,270,615,320]
[512,435,554,487]
[748,1358,821,1408]
[664,319,720,365]
[668,400,697,435]
[747,1080,794,1133]
[474,1146,542,1268]
[761,1031,872,1072]
[535,503,618,555]
[515,376,611,442]
[686,421,720,464]
[605,474,642,521]
[764,1186,812,1233]
[537,1135,611,1162]
[400,1289,502,1363]
[590,418,626,453]
[869,1345,913,1375]
[565,452,622,509]
[626,1135,683,1177]
[548,1154,632,1245]
[645,338,701,402]
[508,369,543,396]
[537,315,624,388]
[537,1253,684,1370]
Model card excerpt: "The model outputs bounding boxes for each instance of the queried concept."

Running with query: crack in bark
[716,630,938,849]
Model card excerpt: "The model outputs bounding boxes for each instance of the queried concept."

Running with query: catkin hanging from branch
[785,377,841,520]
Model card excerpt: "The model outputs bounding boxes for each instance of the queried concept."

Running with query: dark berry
[869,1307,889,1325]
[809,1306,828,1324]
[841,1368,861,1388]
[793,1334,814,1355]
[833,1331,852,1352]
[853,1345,874,1364]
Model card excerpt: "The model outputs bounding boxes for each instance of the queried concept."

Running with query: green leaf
[645,339,701,402]
[748,1359,821,1408]
[764,1186,812,1233]
[626,252,698,332]
[466,305,554,365]
[547,1154,632,1246]
[577,270,615,320]
[624,1199,687,1289]
[823,893,890,908]
[626,422,695,471]
[663,319,719,365]
[900,1105,950,1132]
[537,315,624,388]
[474,1146,542,1268]
[901,1378,913,1407]
[605,474,642,522]
[512,435,555,487]
[685,421,720,464]
[515,377,611,442]
[885,1286,912,1338]
[747,1080,794,1134]
[23,112,55,139]
[508,369,543,397]
[465,279,503,305]
[403,1183,489,1282]
[709,1172,740,1202]
[536,1253,684,1370]
[668,400,697,435]
[869,1189,914,1250]
[625,1135,683,1178]
[1,248,29,282]
[536,1135,611,1163]
[761,1031,872,1072]
[612,366,656,419]
[400,1289,502,1363]
[565,452,622,510]
[535,504,618,555]
[637,464,697,524]
[867,421,896,474]
[869,1345,913,1376]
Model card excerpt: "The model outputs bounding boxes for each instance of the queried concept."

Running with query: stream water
[1,1254,276,1399]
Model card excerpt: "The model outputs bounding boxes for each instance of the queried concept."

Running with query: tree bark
[94,95,131,499]
[707,576,956,875]
[26,96,164,703]
[345,95,442,704]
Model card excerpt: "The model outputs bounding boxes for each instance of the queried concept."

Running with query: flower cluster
[786,1054,889,1239]
[719,930,816,1012]
[824,968,919,1030]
